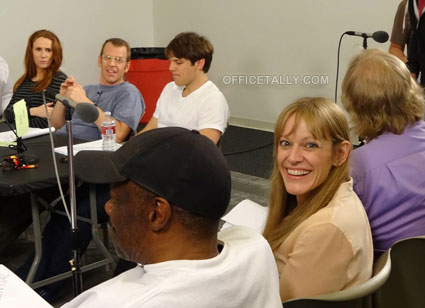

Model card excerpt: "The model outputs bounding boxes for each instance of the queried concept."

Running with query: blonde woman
[263,97,373,301]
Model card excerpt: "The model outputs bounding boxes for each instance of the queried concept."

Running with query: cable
[335,32,346,103]
[43,90,72,223]
[223,141,273,156]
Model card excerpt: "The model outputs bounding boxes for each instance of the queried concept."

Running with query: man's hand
[60,76,77,95]
[65,83,91,104]
[60,76,90,104]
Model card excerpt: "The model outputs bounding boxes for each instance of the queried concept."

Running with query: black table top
[0,124,80,197]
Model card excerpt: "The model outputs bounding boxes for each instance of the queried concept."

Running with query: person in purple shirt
[341,48,425,259]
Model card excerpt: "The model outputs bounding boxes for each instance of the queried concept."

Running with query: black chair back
[373,236,425,308]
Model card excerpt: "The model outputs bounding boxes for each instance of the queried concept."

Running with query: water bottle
[101,111,116,151]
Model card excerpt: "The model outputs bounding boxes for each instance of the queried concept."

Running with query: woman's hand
[30,102,55,118]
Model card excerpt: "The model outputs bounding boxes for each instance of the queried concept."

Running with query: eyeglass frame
[101,54,128,64]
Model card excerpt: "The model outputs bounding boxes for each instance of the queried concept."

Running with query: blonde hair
[342,49,424,140]
[263,97,351,251]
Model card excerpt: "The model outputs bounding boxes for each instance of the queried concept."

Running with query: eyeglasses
[101,55,128,64]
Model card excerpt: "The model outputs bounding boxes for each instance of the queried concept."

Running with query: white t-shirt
[61,226,282,308]
[0,56,13,116]
[153,81,229,133]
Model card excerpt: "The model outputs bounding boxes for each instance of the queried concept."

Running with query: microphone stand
[362,34,368,50]
[64,106,83,296]
[357,35,370,147]
[4,114,38,163]
[9,135,27,154]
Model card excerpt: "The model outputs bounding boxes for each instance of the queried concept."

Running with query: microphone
[46,91,99,123]
[345,30,389,43]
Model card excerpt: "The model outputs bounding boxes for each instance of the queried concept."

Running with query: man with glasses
[51,38,144,142]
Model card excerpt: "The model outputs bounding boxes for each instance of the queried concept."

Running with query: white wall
[0,0,154,86]
[153,0,401,130]
[0,1,403,130]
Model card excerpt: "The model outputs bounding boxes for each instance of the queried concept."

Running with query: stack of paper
[0,127,55,142]
[221,199,269,233]
[0,264,53,307]
[54,139,122,156]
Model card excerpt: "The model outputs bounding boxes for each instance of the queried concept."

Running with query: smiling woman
[263,97,373,301]
[4,29,67,128]
[277,114,337,204]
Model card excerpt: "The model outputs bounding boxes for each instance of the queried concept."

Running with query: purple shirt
[351,121,425,258]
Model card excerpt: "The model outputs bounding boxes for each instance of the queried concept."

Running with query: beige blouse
[274,179,373,301]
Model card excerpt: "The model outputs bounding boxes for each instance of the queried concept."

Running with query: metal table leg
[25,184,115,289]
[89,184,115,267]
[26,193,42,285]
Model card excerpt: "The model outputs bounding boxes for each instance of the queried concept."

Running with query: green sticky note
[13,99,29,137]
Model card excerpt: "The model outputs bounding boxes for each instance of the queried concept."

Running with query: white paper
[221,199,269,233]
[0,127,55,142]
[54,139,122,156]
[0,264,53,308]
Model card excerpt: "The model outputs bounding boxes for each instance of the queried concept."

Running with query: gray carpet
[222,125,274,179]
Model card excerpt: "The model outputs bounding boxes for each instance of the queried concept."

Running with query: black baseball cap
[74,127,231,219]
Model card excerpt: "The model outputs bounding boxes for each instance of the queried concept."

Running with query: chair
[372,236,425,308]
[282,250,391,308]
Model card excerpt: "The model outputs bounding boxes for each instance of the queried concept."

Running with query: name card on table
[12,99,29,137]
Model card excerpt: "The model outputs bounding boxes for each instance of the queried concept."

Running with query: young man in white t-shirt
[139,32,229,145]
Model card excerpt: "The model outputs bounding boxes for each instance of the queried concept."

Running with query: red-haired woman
[4,29,67,128]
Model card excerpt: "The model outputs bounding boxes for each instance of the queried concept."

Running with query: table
[0,125,115,289]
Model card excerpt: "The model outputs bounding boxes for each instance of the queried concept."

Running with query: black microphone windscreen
[76,103,99,123]
[372,31,389,43]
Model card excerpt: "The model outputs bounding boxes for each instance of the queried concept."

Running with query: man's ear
[195,58,205,71]
[97,56,102,68]
[333,140,351,166]
[124,60,131,73]
[148,197,172,232]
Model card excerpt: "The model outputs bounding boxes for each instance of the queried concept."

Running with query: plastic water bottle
[101,111,116,151]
